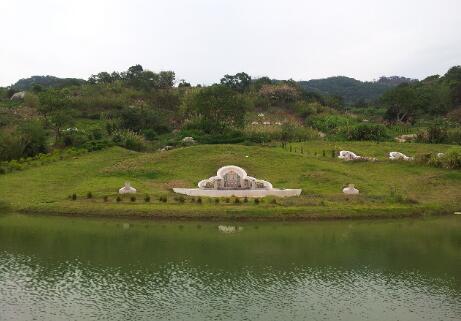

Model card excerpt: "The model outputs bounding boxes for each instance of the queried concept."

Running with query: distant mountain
[297,76,415,105]
[11,75,86,91]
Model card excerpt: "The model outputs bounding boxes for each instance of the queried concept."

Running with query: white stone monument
[119,182,137,194]
[173,165,301,198]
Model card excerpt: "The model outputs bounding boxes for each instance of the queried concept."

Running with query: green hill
[1,143,459,219]
[11,75,86,91]
[298,76,415,105]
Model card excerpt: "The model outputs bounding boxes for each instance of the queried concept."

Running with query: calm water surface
[0,213,460,321]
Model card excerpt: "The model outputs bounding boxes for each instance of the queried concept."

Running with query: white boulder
[395,134,417,143]
[437,153,445,158]
[181,136,196,145]
[119,182,137,194]
[343,184,359,195]
[10,91,26,100]
[160,145,174,152]
[338,151,362,161]
[389,152,413,161]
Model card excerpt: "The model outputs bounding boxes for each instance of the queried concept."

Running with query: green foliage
[308,114,356,133]
[339,123,390,141]
[220,72,251,92]
[12,75,85,91]
[417,150,461,169]
[88,65,175,91]
[0,122,48,162]
[183,85,248,133]
[118,107,170,135]
[298,76,414,105]
[381,67,461,122]
[112,129,146,151]
[417,125,448,144]
[18,121,48,157]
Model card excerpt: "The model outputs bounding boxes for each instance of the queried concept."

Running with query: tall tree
[220,72,251,92]
[38,90,75,144]
[381,83,419,122]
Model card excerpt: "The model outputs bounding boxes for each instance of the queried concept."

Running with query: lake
[0,213,460,321]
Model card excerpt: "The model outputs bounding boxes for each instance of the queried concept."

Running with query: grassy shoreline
[1,143,460,221]
[17,202,455,221]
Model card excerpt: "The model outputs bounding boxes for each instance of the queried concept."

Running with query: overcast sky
[1,0,460,86]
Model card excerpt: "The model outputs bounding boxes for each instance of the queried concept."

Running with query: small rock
[343,184,359,195]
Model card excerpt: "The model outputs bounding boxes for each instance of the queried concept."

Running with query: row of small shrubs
[70,193,268,204]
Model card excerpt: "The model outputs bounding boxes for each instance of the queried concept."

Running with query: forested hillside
[298,76,415,105]
[0,65,460,171]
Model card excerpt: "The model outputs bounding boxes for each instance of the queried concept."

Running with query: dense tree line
[381,66,461,123]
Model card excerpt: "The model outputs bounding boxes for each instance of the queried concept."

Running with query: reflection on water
[0,214,460,321]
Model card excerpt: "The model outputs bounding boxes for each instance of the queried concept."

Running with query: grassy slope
[0,142,460,220]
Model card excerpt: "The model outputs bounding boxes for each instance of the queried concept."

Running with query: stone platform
[173,188,302,198]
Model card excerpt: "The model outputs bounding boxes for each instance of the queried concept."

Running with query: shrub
[225,198,230,203]
[116,196,122,202]
[254,198,260,204]
[443,151,461,169]
[62,130,89,148]
[417,150,461,169]
[178,196,185,203]
[447,129,461,145]
[72,193,77,201]
[159,196,167,203]
[197,197,202,204]
[270,199,277,204]
[112,129,146,151]
[130,196,136,202]
[87,192,93,199]
[215,198,220,204]
[103,196,108,202]
[339,123,390,141]
[308,114,356,133]
[234,198,240,204]
[243,197,248,203]
[144,194,150,202]
[417,125,448,144]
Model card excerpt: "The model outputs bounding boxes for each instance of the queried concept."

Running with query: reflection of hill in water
[0,214,460,276]
[0,214,460,321]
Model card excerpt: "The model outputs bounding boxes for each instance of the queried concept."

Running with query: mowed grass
[0,142,460,219]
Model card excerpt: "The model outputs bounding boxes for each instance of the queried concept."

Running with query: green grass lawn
[0,142,460,220]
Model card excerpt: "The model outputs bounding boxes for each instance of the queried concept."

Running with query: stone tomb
[173,165,301,198]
